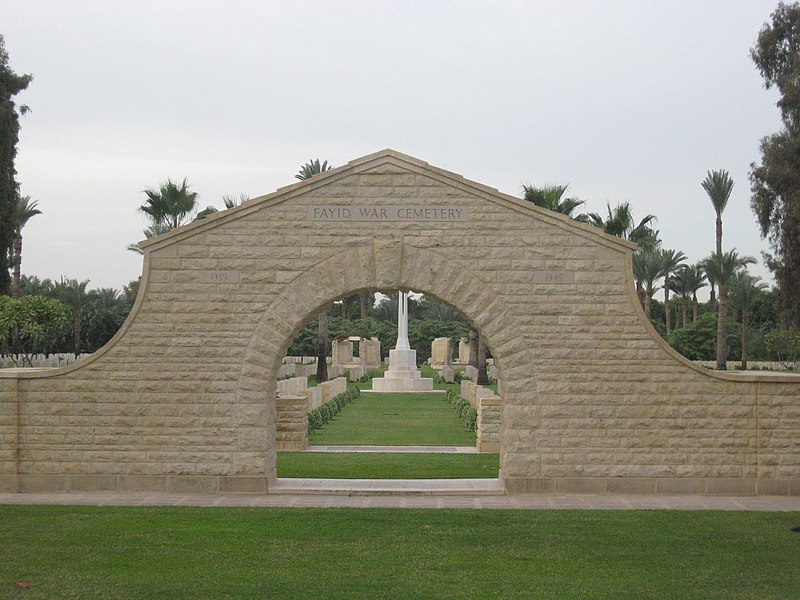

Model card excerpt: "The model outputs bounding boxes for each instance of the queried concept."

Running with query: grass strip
[310,391,476,446]
[277,451,499,478]
[1,506,799,599]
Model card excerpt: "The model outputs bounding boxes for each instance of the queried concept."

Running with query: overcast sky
[1,1,786,298]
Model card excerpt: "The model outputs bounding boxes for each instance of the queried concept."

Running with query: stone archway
[237,241,526,484]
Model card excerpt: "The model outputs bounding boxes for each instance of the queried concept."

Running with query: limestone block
[457,339,470,364]
[331,339,353,366]
[465,365,478,381]
[460,381,477,406]
[430,337,450,367]
[441,364,455,384]
[361,338,381,369]
[349,365,366,382]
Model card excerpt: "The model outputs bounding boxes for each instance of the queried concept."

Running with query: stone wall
[0,354,90,369]
[1,149,799,495]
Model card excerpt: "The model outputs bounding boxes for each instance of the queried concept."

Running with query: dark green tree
[750,2,800,325]
[0,35,32,295]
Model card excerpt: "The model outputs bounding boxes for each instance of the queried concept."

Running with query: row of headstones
[282,356,317,365]
[0,353,90,369]
[430,337,499,369]
[276,375,348,412]
[279,358,348,379]
[331,337,382,369]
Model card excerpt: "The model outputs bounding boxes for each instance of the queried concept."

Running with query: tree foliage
[750,2,800,325]
[521,184,587,220]
[0,295,69,365]
[586,202,658,247]
[0,35,33,295]
[296,159,332,181]
[668,312,742,362]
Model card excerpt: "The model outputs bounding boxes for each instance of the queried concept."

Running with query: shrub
[766,330,800,369]
[358,369,382,384]
[444,389,477,432]
[307,388,361,433]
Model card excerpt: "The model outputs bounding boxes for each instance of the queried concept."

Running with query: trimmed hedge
[445,389,477,432]
[308,388,361,433]
[358,369,383,383]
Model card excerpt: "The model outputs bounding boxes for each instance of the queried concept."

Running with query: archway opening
[270,287,504,492]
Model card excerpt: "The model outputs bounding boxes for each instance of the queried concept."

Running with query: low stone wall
[0,353,90,369]
[459,381,501,453]
[477,393,501,453]
[275,377,348,450]
[693,361,797,371]
[275,395,308,451]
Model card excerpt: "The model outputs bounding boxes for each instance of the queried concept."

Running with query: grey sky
[1,1,785,297]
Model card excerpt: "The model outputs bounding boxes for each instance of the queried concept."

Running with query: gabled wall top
[138,148,637,252]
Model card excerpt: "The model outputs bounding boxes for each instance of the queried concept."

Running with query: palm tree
[139,178,199,229]
[670,267,692,327]
[672,264,707,323]
[19,274,54,297]
[11,195,42,297]
[521,184,587,219]
[296,159,332,181]
[730,272,768,370]
[702,250,756,370]
[129,179,199,253]
[632,247,663,318]
[659,248,687,335]
[297,159,333,382]
[52,277,91,357]
[586,202,658,247]
[701,169,734,257]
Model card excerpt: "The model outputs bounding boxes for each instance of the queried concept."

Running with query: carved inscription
[201,270,240,283]
[308,205,469,221]
[534,271,575,284]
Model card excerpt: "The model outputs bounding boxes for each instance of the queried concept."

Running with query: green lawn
[1,506,799,599]
[277,452,499,478]
[309,392,476,446]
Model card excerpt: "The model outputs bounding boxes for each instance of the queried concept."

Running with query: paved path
[2,490,799,511]
[305,445,478,453]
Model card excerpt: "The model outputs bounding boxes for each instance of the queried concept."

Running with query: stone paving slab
[1,491,800,511]
[304,445,479,453]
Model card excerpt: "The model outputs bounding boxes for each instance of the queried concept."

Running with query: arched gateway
[2,150,799,495]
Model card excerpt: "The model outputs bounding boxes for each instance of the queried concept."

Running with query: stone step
[271,478,505,496]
